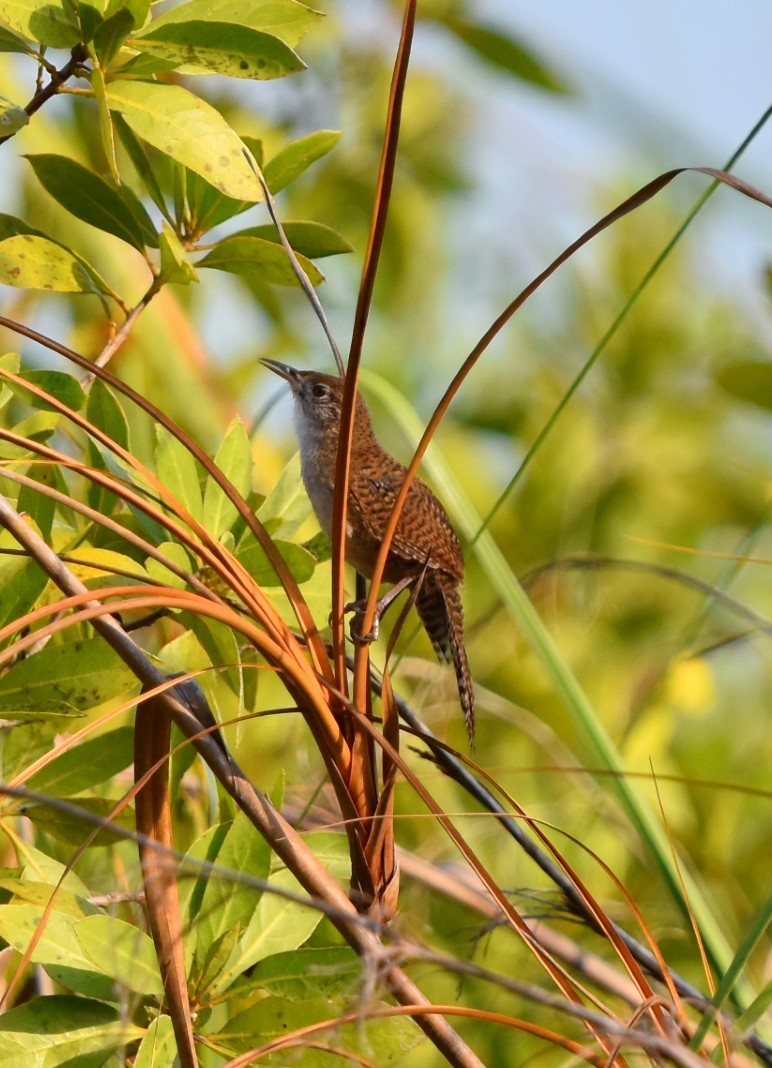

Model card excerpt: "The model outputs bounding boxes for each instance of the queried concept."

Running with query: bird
[261,359,475,744]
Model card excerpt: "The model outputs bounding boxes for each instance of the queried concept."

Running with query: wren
[261,360,475,744]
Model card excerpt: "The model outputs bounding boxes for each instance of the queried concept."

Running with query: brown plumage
[261,360,475,744]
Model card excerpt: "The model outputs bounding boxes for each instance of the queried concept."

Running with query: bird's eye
[311,383,329,399]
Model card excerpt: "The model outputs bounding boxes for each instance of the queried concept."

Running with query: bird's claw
[344,599,380,644]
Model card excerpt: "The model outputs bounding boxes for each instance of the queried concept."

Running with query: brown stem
[0,44,90,147]
[0,494,484,1067]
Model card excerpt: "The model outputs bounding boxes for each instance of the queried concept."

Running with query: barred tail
[415,573,475,746]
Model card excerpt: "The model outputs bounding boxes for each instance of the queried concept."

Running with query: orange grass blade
[331,0,417,703]
[357,167,772,645]
[135,687,197,1068]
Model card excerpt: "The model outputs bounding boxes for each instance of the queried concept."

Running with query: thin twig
[0,44,90,147]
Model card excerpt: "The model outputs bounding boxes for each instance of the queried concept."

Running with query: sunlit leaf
[86,377,129,451]
[155,424,204,523]
[27,725,134,796]
[0,234,108,295]
[0,995,142,1062]
[0,637,139,717]
[235,533,315,585]
[132,20,304,80]
[0,350,19,408]
[196,235,323,286]
[250,946,362,999]
[202,416,252,538]
[145,0,323,47]
[107,80,263,201]
[158,221,198,284]
[13,368,86,412]
[182,815,271,979]
[0,0,80,47]
[263,129,340,193]
[75,915,163,996]
[145,540,194,590]
[238,220,353,258]
[0,525,51,636]
[0,22,31,50]
[257,452,313,539]
[134,1015,177,1068]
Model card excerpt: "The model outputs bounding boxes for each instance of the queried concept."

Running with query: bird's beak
[260,358,302,390]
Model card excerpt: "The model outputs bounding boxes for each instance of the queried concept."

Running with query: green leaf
[238,220,352,259]
[0,22,32,50]
[155,424,204,523]
[0,995,142,1064]
[0,94,28,135]
[235,533,315,585]
[145,540,194,590]
[202,416,252,538]
[0,718,59,782]
[113,114,170,219]
[158,221,198,284]
[25,795,135,845]
[75,915,163,996]
[132,19,304,80]
[257,452,313,538]
[0,350,19,408]
[715,360,772,410]
[196,234,323,286]
[187,816,271,974]
[134,1015,177,1068]
[250,946,362,999]
[0,529,49,636]
[25,153,156,251]
[439,14,571,93]
[263,129,340,193]
[93,5,136,64]
[0,637,139,718]
[86,377,129,451]
[145,0,323,47]
[13,368,86,412]
[16,463,56,539]
[220,993,422,1061]
[78,0,103,42]
[27,725,134,796]
[0,0,80,47]
[0,211,45,241]
[0,234,108,295]
[107,80,263,201]
[208,832,348,996]
[0,902,96,969]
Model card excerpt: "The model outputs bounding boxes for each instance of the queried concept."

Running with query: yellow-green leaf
[0,234,105,294]
[132,20,304,80]
[107,80,263,201]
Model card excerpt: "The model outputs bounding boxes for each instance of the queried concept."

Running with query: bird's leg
[345,572,417,645]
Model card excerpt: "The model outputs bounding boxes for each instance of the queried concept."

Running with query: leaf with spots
[131,20,305,80]
[0,637,139,718]
[106,80,263,201]
[0,234,112,295]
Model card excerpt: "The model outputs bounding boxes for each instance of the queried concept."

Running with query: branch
[0,44,90,147]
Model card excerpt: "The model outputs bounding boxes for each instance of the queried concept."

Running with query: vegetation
[0,0,769,1065]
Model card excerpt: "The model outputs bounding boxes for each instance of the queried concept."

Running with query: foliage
[0,0,770,1066]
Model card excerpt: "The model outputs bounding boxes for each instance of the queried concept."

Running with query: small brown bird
[262,360,475,743]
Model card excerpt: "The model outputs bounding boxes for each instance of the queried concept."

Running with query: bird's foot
[344,599,379,644]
